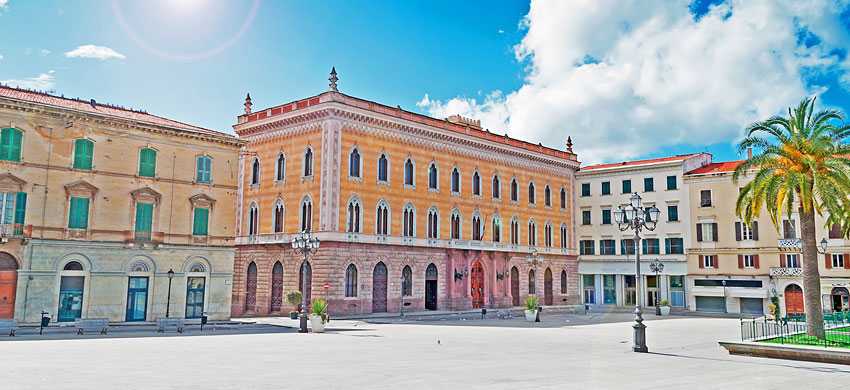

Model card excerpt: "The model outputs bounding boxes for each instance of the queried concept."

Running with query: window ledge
[428,188,439,193]
[348,176,363,183]
[301,175,314,183]
[377,180,389,187]
[404,184,416,190]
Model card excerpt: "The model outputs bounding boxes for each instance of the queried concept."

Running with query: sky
[1,0,850,164]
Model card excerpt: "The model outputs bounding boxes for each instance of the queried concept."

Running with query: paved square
[2,315,848,389]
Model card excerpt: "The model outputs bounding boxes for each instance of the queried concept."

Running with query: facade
[231,76,580,317]
[576,154,711,310]
[0,86,242,323]
[684,161,850,316]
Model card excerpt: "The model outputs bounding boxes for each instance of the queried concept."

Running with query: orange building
[231,72,580,316]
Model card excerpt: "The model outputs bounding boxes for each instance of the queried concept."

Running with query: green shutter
[68,197,90,229]
[138,148,156,177]
[196,156,211,183]
[0,128,22,162]
[135,203,153,232]
[14,192,26,228]
[73,139,93,170]
[193,208,209,236]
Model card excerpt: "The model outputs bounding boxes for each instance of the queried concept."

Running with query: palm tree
[734,97,850,339]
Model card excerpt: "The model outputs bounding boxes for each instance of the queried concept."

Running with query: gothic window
[544,185,551,207]
[349,148,361,178]
[404,159,415,186]
[511,178,518,202]
[377,153,389,182]
[428,163,438,190]
[528,183,536,204]
[511,217,519,245]
[545,222,553,247]
[560,187,567,209]
[273,200,284,233]
[451,168,460,193]
[451,209,461,240]
[345,264,358,297]
[492,216,501,243]
[528,220,537,246]
[300,197,312,232]
[376,201,390,235]
[250,158,260,185]
[248,202,259,236]
[275,153,285,181]
[529,269,536,295]
[472,213,482,241]
[403,204,415,237]
[303,147,313,177]
[347,198,361,233]
[402,265,413,297]
[492,175,501,199]
[427,208,439,239]
[472,171,481,196]
[560,224,568,248]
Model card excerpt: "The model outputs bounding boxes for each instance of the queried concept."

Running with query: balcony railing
[769,266,802,277]
[0,223,24,239]
[778,238,802,249]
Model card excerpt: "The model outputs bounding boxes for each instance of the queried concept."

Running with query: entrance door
[270,262,284,313]
[185,277,205,319]
[470,261,484,309]
[125,277,149,322]
[425,263,438,310]
[58,276,84,322]
[511,267,520,306]
[784,284,804,314]
[372,262,388,313]
[0,254,17,319]
[646,275,658,307]
[831,287,849,311]
[245,262,257,313]
[544,268,553,305]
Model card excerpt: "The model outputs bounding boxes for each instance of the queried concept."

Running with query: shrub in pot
[310,298,330,333]
[524,295,539,322]
[286,291,302,320]
[659,299,671,315]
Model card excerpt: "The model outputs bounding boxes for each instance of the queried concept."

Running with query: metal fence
[741,312,850,348]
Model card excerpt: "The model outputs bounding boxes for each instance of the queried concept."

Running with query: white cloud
[0,54,4,61]
[0,0,8,10]
[40,49,50,56]
[418,0,850,163]
[65,45,126,60]
[2,70,56,90]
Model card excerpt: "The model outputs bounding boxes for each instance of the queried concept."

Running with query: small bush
[286,291,302,308]
[525,295,539,311]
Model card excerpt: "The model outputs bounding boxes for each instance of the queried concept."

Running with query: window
[579,240,595,255]
[451,168,460,193]
[667,205,679,222]
[492,176,501,199]
[829,223,844,239]
[700,190,712,207]
[601,181,611,195]
[472,171,481,196]
[527,220,536,246]
[701,255,717,268]
[528,183,536,204]
[511,178,519,202]
[0,192,25,230]
[784,254,800,268]
[782,220,796,239]
[544,186,551,207]
[403,204,415,237]
[402,266,413,296]
[644,177,654,192]
[377,154,388,182]
[510,218,519,245]
[665,237,684,254]
[620,239,636,255]
[300,197,312,232]
[642,238,660,255]
[196,155,211,184]
[303,148,313,177]
[0,128,22,162]
[248,202,259,236]
[666,175,677,190]
[741,254,756,268]
[73,139,94,170]
[832,254,845,268]
[134,202,154,240]
[622,179,632,194]
[273,200,284,233]
[451,210,461,240]
[345,264,358,297]
[581,183,590,197]
[582,210,591,225]
[560,224,568,248]
[275,153,285,181]
[428,163,438,190]
[138,148,157,177]
[697,222,718,242]
[491,216,501,242]
[376,201,389,235]
[349,148,361,178]
[601,209,611,225]
[427,208,439,239]
[68,197,90,229]
[560,270,567,294]
[472,214,482,241]
[560,188,567,209]
[404,159,414,186]
[528,270,536,294]
[346,199,361,233]
[544,223,552,247]
[250,158,260,185]
[193,207,209,236]
[600,239,616,255]
[735,221,757,241]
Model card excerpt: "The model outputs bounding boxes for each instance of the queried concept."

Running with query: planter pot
[309,314,326,333]
[660,306,671,316]
[525,310,537,322]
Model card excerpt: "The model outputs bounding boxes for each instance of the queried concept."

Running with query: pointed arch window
[377,153,389,182]
[560,187,567,209]
[528,220,537,246]
[544,185,551,207]
[472,171,481,196]
[345,264,358,297]
[492,216,501,243]
[450,209,461,240]
[300,197,312,232]
[544,222,553,247]
[528,183,536,205]
[275,153,285,181]
[303,147,313,177]
[492,175,501,199]
[427,208,439,239]
[248,202,259,236]
[511,178,518,202]
[250,158,260,185]
[451,168,460,193]
[510,218,520,245]
[529,269,536,294]
[560,224,568,248]
[347,198,361,233]
[561,270,568,294]
[403,204,415,237]
[428,163,438,190]
[349,148,361,178]
[273,200,284,233]
[472,213,482,241]
[376,201,390,235]
[402,265,413,296]
[404,159,415,186]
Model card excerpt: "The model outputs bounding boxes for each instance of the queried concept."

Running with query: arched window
[349,148,361,178]
[273,200,284,233]
[376,201,390,235]
[300,197,312,232]
[428,163,438,190]
[472,212,482,241]
[545,222,553,247]
[427,208,439,239]
[248,202,259,236]
[492,175,501,199]
[403,203,415,237]
[377,153,389,182]
[560,270,568,294]
[404,158,415,186]
[511,217,519,245]
[347,198,361,233]
[250,158,260,185]
[560,187,567,209]
[245,262,257,312]
[529,269,536,295]
[450,209,461,240]
[545,185,551,207]
[560,224,568,248]
[492,215,501,243]
[345,264,358,297]
[73,138,94,170]
[64,261,84,271]
[528,220,536,246]
[528,183,536,204]
[472,171,481,196]
[303,147,313,177]
[402,265,413,297]
[275,153,285,181]
[511,178,518,202]
[451,168,460,193]
[0,127,23,162]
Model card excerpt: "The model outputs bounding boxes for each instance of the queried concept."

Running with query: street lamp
[528,248,542,322]
[818,238,829,254]
[166,268,175,318]
[613,192,660,353]
[291,229,320,333]
[649,259,664,315]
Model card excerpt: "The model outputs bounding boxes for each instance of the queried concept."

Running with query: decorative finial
[566,136,573,153]
[244,93,253,114]
[329,67,339,92]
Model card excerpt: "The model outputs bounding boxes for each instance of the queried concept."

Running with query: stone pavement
[1,316,848,389]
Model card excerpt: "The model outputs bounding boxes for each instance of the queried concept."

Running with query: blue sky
[1,0,849,163]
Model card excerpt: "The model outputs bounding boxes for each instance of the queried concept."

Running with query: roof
[236,91,577,162]
[0,84,233,139]
[686,160,744,175]
[580,153,707,172]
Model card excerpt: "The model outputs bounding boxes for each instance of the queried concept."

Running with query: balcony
[769,266,802,277]
[778,238,802,250]
[0,223,25,240]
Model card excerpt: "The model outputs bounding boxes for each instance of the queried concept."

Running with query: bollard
[201,314,208,332]
[40,311,50,335]
[481,308,487,320]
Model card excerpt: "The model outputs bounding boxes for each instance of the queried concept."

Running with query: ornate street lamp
[649,259,664,315]
[613,192,660,353]
[166,268,175,318]
[291,229,320,333]
[818,237,829,254]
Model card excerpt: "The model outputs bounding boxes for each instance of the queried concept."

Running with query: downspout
[23,125,53,321]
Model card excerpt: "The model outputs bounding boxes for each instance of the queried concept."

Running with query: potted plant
[524,295,539,322]
[310,298,329,333]
[286,291,302,320]
[659,299,671,315]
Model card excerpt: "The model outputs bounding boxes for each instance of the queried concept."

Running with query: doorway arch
[270,261,284,313]
[784,284,804,315]
[544,268,553,305]
[510,266,520,306]
[470,261,485,309]
[831,287,849,312]
[0,252,18,319]
[245,262,257,313]
[425,263,438,310]
[299,261,312,306]
[372,262,388,313]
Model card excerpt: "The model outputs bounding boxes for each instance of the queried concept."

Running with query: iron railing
[741,312,850,348]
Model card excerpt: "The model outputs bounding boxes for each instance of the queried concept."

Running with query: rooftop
[580,153,708,172]
[686,160,744,175]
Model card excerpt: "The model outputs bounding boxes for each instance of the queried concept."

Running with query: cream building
[684,161,850,316]
[576,153,711,310]
[0,86,242,323]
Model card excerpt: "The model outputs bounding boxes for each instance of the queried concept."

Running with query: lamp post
[165,268,175,318]
[818,238,829,254]
[614,192,660,353]
[528,248,542,322]
[649,259,664,315]
[291,230,320,333]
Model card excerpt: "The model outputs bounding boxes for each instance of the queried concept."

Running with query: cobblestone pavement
[2,316,848,389]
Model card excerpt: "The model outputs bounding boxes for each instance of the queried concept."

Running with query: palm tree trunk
[800,206,825,338]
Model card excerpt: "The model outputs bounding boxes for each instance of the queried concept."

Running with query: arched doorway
[470,261,485,309]
[511,266,520,306]
[0,253,18,319]
[544,268,553,305]
[58,261,86,322]
[245,262,257,313]
[372,262,388,313]
[784,284,804,315]
[425,263,438,310]
[270,262,284,313]
[299,261,312,306]
[831,287,849,312]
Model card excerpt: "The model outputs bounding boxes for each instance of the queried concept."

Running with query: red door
[0,254,17,319]
[784,284,804,314]
[372,262,388,313]
[511,267,520,306]
[471,261,485,309]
